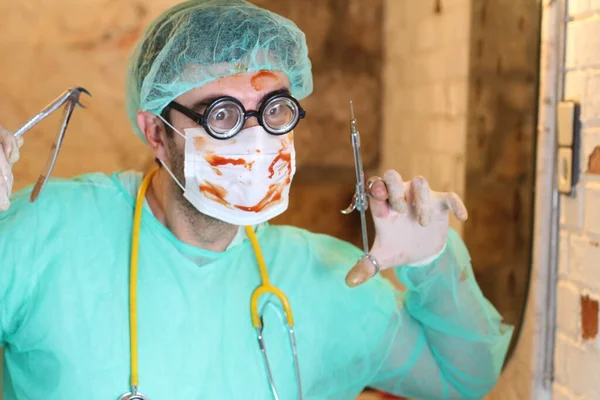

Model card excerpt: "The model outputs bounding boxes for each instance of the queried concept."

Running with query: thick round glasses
[166,91,306,140]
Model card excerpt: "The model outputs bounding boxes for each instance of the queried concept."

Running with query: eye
[263,98,296,131]
[207,102,243,135]
[268,104,282,116]
[215,110,228,120]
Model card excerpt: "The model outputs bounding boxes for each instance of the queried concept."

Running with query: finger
[383,169,407,213]
[0,189,8,211]
[345,256,378,288]
[368,176,387,200]
[0,129,20,165]
[0,126,10,138]
[441,192,468,222]
[0,151,13,211]
[367,176,389,218]
[0,131,9,160]
[412,176,432,226]
[9,134,22,164]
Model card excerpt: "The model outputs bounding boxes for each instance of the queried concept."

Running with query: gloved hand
[0,125,23,211]
[346,169,468,287]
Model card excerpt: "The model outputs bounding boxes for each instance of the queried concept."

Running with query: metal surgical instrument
[341,101,381,275]
[13,87,91,201]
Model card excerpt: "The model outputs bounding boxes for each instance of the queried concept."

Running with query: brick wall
[554,1,600,399]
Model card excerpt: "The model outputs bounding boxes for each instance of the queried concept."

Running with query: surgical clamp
[341,101,381,275]
[13,87,91,202]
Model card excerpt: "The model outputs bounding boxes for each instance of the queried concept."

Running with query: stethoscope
[119,168,303,400]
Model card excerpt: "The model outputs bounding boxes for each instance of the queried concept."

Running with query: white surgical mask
[158,117,296,226]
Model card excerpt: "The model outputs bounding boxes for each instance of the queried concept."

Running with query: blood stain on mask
[205,154,255,171]
[199,181,231,207]
[235,143,294,213]
[251,71,281,92]
[235,183,283,213]
[268,152,292,180]
[268,139,293,181]
[194,137,207,151]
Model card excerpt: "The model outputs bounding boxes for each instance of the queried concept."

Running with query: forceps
[13,87,91,201]
[341,101,381,275]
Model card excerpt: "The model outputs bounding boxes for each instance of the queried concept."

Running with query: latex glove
[0,125,23,211]
[346,170,468,287]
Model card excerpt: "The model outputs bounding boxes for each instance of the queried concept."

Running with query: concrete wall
[382,0,471,237]
[465,0,540,346]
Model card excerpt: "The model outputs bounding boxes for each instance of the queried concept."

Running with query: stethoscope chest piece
[119,391,149,400]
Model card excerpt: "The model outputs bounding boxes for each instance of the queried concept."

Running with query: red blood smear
[268,152,292,179]
[235,143,294,212]
[194,137,207,151]
[199,181,231,207]
[250,70,280,91]
[234,184,283,212]
[205,154,254,171]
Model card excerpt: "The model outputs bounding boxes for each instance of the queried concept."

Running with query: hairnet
[125,0,313,141]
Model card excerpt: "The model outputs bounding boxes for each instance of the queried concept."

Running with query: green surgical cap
[125,0,313,141]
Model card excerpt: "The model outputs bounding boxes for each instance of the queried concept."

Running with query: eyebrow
[189,87,290,112]
[189,96,222,112]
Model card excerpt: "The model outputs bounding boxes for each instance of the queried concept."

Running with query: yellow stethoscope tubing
[245,225,295,328]
[128,168,297,393]
[129,168,158,389]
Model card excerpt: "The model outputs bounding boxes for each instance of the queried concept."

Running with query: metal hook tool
[341,102,369,253]
[340,101,381,275]
[13,87,91,202]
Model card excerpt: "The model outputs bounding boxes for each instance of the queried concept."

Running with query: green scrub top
[0,171,513,399]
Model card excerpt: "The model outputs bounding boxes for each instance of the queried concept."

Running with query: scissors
[125,169,303,400]
[341,101,381,276]
[13,87,91,202]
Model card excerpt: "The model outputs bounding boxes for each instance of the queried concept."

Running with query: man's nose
[243,115,260,129]
[241,110,262,130]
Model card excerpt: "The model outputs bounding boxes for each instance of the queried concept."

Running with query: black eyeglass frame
[165,90,306,140]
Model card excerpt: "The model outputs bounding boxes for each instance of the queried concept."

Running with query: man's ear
[137,111,169,162]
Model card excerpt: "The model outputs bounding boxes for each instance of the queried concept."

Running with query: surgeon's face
[139,70,292,215]
[165,69,291,179]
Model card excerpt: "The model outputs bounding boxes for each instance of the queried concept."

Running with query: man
[0,0,513,399]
